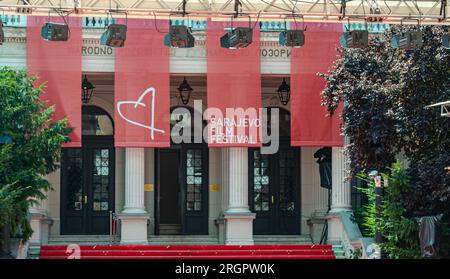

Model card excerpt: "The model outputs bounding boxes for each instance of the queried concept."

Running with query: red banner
[114,19,170,147]
[27,16,82,147]
[206,20,262,147]
[290,23,343,147]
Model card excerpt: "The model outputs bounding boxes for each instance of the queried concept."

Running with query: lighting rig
[390,18,423,50]
[100,10,127,48]
[41,9,71,41]
[279,14,306,48]
[341,18,369,48]
[164,0,195,48]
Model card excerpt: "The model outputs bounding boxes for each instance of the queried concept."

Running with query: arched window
[82,106,114,136]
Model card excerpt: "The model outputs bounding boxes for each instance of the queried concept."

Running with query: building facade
[0,15,381,250]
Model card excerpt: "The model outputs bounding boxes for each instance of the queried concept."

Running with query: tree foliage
[321,25,450,218]
[357,163,422,259]
[0,67,71,241]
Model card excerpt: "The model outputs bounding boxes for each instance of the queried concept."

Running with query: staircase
[39,244,336,259]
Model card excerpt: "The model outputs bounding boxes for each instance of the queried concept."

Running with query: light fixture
[341,19,369,48]
[0,19,4,45]
[220,27,253,49]
[41,10,70,42]
[279,15,306,48]
[164,25,195,48]
[41,22,69,41]
[391,30,423,50]
[279,30,305,48]
[177,77,193,105]
[101,23,127,47]
[341,30,369,48]
[277,77,290,106]
[81,75,95,104]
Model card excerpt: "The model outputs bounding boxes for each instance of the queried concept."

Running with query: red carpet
[39,244,335,259]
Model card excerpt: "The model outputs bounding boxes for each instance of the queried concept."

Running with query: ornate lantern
[177,77,193,105]
[277,77,290,105]
[81,75,95,104]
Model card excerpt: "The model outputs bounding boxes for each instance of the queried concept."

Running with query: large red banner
[27,16,82,147]
[114,19,170,147]
[291,23,343,147]
[206,20,262,147]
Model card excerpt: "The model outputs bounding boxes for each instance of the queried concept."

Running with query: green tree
[321,26,450,216]
[357,163,421,259]
[0,67,71,241]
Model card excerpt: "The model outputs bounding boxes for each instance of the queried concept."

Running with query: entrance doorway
[249,147,301,235]
[248,107,301,235]
[156,146,208,235]
[60,106,115,235]
[155,106,209,235]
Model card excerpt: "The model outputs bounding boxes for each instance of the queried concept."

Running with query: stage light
[100,24,127,47]
[279,30,305,48]
[443,33,450,49]
[341,30,369,48]
[0,19,4,45]
[41,22,69,41]
[164,25,195,48]
[391,30,423,50]
[220,27,253,49]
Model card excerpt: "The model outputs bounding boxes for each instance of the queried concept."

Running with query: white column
[329,147,352,213]
[29,197,47,245]
[118,148,149,244]
[224,148,256,245]
[122,148,146,214]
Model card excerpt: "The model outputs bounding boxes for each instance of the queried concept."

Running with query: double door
[156,146,208,235]
[249,147,301,235]
[61,138,115,235]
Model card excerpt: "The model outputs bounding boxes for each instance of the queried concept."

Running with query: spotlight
[0,19,4,45]
[100,24,127,47]
[443,33,450,49]
[164,25,195,48]
[341,30,369,48]
[279,30,305,48]
[220,27,253,49]
[391,30,423,50]
[41,22,69,41]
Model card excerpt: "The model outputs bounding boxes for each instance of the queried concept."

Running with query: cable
[251,10,262,29]
[153,12,168,34]
[260,0,295,13]
[383,0,392,15]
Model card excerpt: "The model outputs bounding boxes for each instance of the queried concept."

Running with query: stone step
[254,235,312,244]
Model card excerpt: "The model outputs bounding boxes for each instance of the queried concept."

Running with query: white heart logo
[117,87,165,140]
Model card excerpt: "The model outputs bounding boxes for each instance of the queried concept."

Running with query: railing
[109,211,119,244]
[332,211,376,259]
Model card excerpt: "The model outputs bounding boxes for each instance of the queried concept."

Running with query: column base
[224,212,256,245]
[29,212,52,245]
[117,213,150,244]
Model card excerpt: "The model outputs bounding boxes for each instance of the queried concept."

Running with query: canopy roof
[1,0,449,25]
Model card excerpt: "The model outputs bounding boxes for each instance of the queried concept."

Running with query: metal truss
[0,0,448,24]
